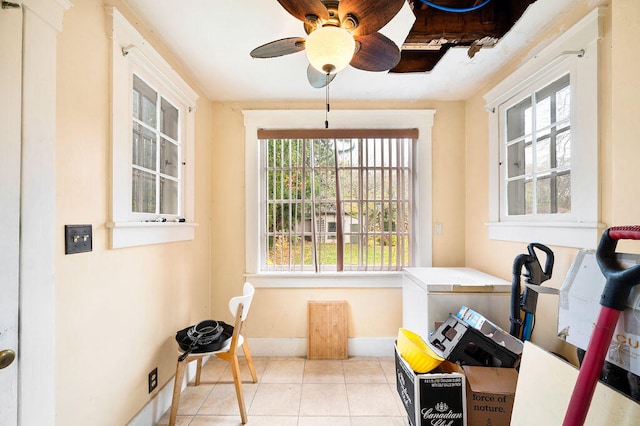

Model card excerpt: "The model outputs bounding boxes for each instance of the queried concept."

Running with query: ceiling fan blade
[338,0,405,36]
[350,33,400,72]
[250,37,306,58]
[277,0,329,23]
[307,64,336,88]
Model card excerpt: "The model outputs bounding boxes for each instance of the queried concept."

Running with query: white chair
[169,282,258,425]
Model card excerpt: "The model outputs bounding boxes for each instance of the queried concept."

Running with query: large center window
[260,131,415,272]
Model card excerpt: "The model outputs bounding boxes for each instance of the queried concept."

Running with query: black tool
[509,243,554,340]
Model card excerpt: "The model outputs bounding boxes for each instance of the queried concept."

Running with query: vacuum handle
[608,225,640,240]
[596,226,640,311]
[526,242,554,285]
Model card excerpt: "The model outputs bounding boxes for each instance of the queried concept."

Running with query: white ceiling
[122,0,578,102]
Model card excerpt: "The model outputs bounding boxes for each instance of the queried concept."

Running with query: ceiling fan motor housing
[305,25,356,74]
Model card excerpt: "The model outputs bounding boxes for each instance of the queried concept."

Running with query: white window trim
[483,7,606,249]
[106,7,198,249]
[243,109,435,288]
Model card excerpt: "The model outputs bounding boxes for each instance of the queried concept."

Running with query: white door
[0,2,23,425]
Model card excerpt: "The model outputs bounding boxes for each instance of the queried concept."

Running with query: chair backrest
[228,282,255,321]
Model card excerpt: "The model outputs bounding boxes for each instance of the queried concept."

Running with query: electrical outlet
[64,224,92,254]
[148,367,158,393]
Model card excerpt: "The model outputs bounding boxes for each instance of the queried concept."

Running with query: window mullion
[406,139,411,268]
[387,138,393,270]
[271,140,277,271]
[309,139,318,273]
[550,90,559,214]
[287,140,293,270]
[531,93,538,216]
[395,138,402,271]
[396,139,402,270]
[155,92,161,215]
[358,139,365,270]
[364,139,370,270]
[334,139,344,272]
[380,138,385,270]
[372,139,377,271]
[299,139,305,271]
[278,140,284,271]
[380,139,385,270]
[300,140,305,270]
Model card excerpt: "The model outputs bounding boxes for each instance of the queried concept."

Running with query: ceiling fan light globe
[305,26,355,74]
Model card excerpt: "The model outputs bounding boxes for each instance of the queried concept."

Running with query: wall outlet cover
[148,367,158,393]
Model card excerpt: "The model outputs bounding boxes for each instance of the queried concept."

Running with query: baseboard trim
[245,337,396,357]
[348,337,397,357]
[126,337,395,425]
[126,357,205,426]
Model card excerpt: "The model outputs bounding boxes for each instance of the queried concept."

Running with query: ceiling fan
[250,0,406,88]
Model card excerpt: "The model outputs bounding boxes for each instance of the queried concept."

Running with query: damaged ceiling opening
[392,0,537,73]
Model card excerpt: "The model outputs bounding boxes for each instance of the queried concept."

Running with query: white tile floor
[157,356,410,426]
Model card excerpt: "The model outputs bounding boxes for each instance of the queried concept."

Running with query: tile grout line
[296,358,305,425]
[342,359,354,423]
[168,356,406,425]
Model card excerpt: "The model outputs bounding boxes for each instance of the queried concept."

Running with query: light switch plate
[64,224,92,254]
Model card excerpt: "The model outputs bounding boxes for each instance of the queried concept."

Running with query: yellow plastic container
[397,328,444,373]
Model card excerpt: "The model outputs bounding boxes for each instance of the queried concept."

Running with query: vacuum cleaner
[509,242,555,341]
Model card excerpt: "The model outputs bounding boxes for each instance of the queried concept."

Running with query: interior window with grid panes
[505,74,571,217]
[132,74,181,216]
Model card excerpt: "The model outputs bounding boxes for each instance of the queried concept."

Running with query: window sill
[244,271,404,288]
[486,221,605,249]
[107,221,198,249]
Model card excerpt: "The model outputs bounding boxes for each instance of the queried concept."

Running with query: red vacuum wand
[563,226,640,425]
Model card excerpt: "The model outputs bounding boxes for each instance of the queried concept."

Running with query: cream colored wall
[609,0,640,235]
[55,1,212,425]
[52,0,640,422]
[210,100,466,340]
[465,0,640,362]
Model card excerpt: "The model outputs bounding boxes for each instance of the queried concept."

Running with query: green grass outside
[267,238,409,267]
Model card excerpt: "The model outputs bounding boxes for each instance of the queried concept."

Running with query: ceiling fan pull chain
[325,73,330,129]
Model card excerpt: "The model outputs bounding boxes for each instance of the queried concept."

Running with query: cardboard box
[558,250,640,376]
[395,345,467,426]
[512,342,640,425]
[463,366,518,426]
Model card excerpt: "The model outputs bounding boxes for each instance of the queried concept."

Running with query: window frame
[131,73,183,218]
[483,7,605,249]
[243,110,435,288]
[500,69,573,219]
[260,133,415,273]
[107,7,198,249]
